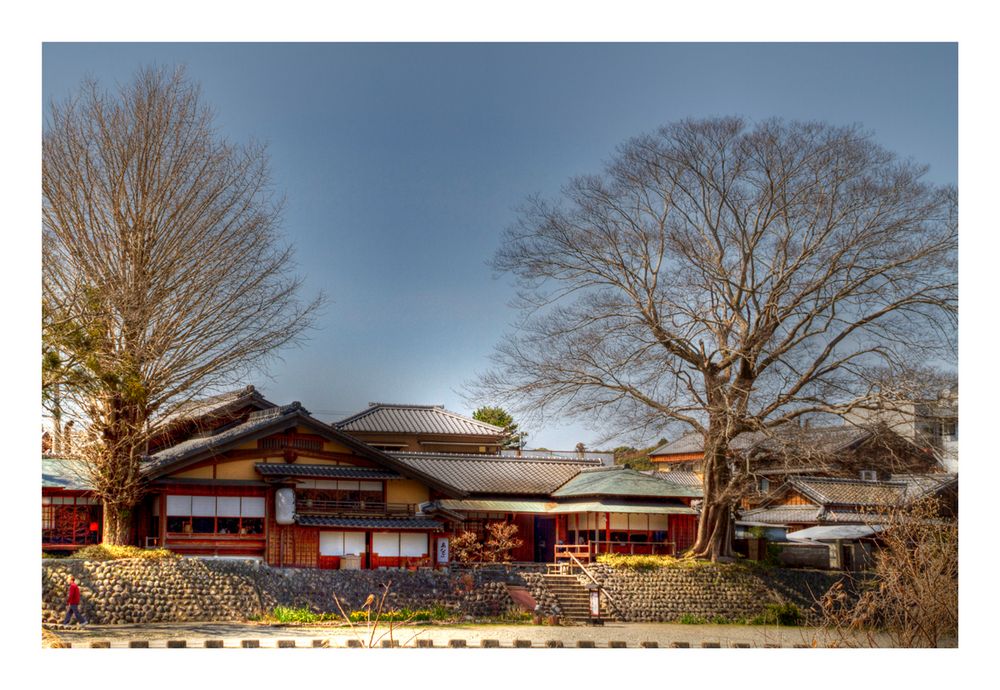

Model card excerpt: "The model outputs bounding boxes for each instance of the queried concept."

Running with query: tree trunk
[102,503,132,545]
[688,426,737,561]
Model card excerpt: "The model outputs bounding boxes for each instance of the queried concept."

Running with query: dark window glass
[167,517,191,533]
[241,518,264,535]
[192,517,215,534]
[217,517,240,534]
[652,531,667,542]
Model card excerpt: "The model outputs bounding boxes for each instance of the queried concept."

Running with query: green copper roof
[552,466,703,499]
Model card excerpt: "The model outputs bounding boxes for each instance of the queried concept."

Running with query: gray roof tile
[295,516,443,530]
[389,452,599,495]
[336,403,504,436]
[255,464,401,480]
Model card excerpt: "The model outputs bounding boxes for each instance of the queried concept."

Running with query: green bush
[70,544,179,561]
[748,602,803,626]
[677,613,708,624]
[272,607,342,624]
[597,553,686,570]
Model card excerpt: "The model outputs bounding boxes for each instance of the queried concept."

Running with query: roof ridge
[388,451,600,464]
[792,475,907,487]
[335,402,504,433]
[247,401,305,421]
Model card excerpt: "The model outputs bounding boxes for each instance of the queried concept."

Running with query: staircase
[542,574,592,622]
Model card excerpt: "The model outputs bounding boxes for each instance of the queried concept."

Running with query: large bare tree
[43,67,323,543]
[475,118,956,560]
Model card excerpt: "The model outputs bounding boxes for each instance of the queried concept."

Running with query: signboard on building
[437,537,449,564]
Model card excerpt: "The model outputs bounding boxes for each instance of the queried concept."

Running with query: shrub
[596,553,685,570]
[748,602,803,626]
[271,606,339,624]
[677,613,708,624]
[70,544,179,561]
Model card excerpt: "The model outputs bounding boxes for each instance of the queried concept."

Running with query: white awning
[785,524,884,542]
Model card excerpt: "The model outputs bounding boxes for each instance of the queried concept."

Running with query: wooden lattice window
[258,433,324,452]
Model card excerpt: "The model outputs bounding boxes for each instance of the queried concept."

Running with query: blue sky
[42,43,957,449]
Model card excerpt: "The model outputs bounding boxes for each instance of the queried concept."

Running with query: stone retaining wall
[42,558,845,625]
[42,559,520,625]
[584,563,844,623]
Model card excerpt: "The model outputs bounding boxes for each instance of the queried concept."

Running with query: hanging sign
[437,537,449,564]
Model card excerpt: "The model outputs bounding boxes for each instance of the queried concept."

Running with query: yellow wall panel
[386,479,429,505]
[169,465,214,479]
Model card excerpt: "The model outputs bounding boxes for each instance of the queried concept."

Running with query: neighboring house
[41,388,702,567]
[334,403,506,454]
[844,390,958,472]
[736,474,958,540]
[42,457,102,551]
[649,423,941,507]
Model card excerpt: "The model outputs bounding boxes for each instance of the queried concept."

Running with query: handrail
[296,499,415,517]
[567,553,620,616]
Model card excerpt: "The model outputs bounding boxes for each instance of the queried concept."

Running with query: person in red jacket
[62,575,88,626]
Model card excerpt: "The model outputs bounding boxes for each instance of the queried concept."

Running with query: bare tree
[43,66,324,543]
[819,497,957,647]
[474,118,956,560]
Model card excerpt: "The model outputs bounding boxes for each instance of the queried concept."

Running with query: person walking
[62,575,88,626]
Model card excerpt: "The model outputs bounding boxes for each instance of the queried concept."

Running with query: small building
[42,457,102,551]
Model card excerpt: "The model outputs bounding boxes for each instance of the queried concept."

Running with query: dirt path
[45,620,947,648]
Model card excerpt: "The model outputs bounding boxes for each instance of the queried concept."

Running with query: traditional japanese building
[41,389,701,568]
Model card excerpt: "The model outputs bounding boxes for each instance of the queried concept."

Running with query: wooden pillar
[605,512,611,553]
[158,494,167,548]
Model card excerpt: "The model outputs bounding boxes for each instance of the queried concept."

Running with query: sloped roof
[336,403,504,436]
[388,452,598,495]
[431,497,697,515]
[142,403,459,495]
[651,425,872,458]
[154,385,275,430]
[737,504,822,525]
[552,466,702,499]
[788,476,910,507]
[42,457,90,490]
[144,403,311,474]
[642,470,703,488]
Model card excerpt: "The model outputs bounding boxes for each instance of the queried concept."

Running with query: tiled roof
[552,466,702,499]
[154,385,275,429]
[142,404,459,495]
[255,464,401,480]
[788,477,909,507]
[737,505,822,526]
[431,498,697,515]
[336,403,504,436]
[388,452,599,496]
[642,470,703,487]
[295,516,443,530]
[143,402,310,474]
[651,425,871,458]
[42,457,90,490]
[892,473,958,500]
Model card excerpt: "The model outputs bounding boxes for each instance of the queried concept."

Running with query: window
[165,494,265,535]
[319,531,366,556]
[860,470,877,481]
[758,477,770,493]
[372,532,428,558]
[298,481,383,506]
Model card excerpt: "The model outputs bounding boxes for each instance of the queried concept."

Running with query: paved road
[45,621,941,648]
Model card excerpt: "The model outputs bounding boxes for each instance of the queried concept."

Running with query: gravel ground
[43,621,951,648]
